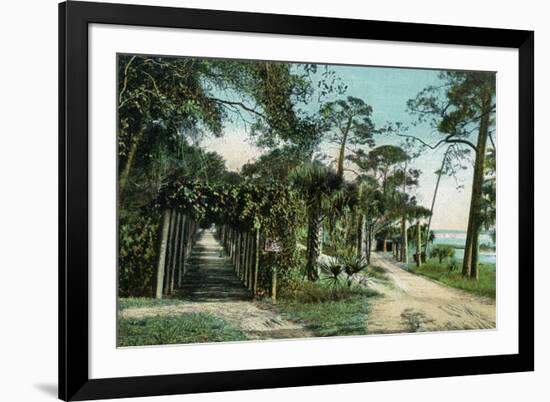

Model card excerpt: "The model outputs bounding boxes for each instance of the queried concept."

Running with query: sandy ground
[364,252,496,333]
[122,231,495,338]
[121,229,312,340]
[121,300,312,340]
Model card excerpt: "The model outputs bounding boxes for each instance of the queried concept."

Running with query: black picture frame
[59,1,534,400]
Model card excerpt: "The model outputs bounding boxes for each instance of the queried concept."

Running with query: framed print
[59,1,534,400]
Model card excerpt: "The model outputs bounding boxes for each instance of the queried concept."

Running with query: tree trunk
[155,209,171,299]
[336,118,352,179]
[401,157,409,264]
[383,239,387,253]
[306,207,322,281]
[416,221,422,268]
[118,129,145,200]
[462,93,491,280]
[361,215,368,257]
[425,147,450,255]
[271,267,277,303]
[356,214,364,257]
[401,216,408,264]
[365,225,373,265]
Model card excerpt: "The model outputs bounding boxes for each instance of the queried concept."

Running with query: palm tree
[290,162,342,281]
[323,181,359,254]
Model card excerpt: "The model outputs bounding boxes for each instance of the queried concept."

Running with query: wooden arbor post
[155,209,172,299]
[178,214,189,288]
[253,228,260,296]
[247,232,254,289]
[163,209,178,296]
[169,212,182,293]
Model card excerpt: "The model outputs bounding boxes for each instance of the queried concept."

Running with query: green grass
[118,297,185,311]
[274,280,378,337]
[408,260,496,298]
[117,312,248,346]
[364,265,390,281]
[275,297,371,337]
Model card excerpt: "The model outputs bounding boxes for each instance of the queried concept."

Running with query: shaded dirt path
[179,229,251,302]
[365,252,496,333]
[122,229,312,340]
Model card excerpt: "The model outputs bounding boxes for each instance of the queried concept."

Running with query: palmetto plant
[319,254,369,288]
[319,258,345,288]
[340,254,369,287]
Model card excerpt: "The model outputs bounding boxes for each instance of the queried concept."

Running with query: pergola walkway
[123,228,312,340]
[178,229,251,302]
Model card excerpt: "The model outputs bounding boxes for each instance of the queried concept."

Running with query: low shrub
[286,280,376,304]
[430,245,456,263]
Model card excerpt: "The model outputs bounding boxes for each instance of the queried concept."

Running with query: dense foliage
[118,54,496,301]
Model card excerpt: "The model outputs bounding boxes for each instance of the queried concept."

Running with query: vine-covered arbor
[153,180,302,301]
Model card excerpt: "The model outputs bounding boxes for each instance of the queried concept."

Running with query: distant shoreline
[432,229,494,235]
[442,244,496,252]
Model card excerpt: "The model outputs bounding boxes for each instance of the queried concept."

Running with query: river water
[431,230,496,264]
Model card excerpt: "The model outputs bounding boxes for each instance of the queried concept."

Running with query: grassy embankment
[269,267,385,337]
[272,291,374,337]
[118,272,383,346]
[408,260,496,298]
[117,298,247,347]
[117,255,386,346]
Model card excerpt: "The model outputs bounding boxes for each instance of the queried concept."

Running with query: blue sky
[202,64,479,230]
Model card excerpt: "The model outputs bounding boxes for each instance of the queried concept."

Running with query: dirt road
[365,252,496,333]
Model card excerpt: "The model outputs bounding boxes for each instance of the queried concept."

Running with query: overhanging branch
[209,97,265,119]
[396,132,477,153]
